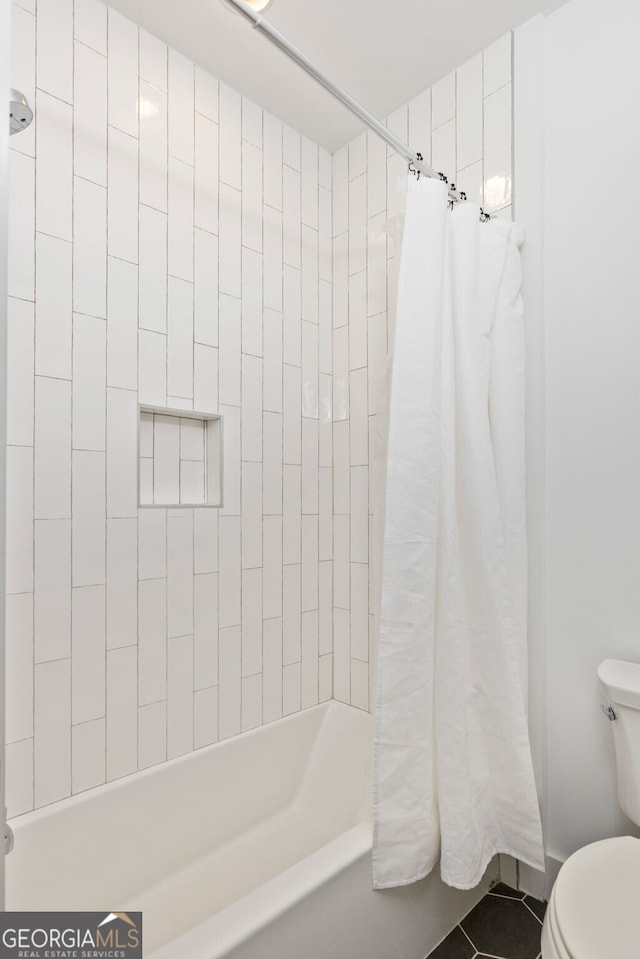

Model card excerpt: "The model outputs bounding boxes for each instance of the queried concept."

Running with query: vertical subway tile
[301,139,318,229]
[106,387,138,517]
[168,277,194,399]
[301,226,319,325]
[138,701,168,769]
[408,89,432,161]
[106,518,138,649]
[348,174,366,275]
[283,125,301,171]
[36,0,73,102]
[319,560,333,655]
[34,376,71,520]
[263,204,283,311]
[72,451,106,587]
[73,178,107,319]
[168,157,195,281]
[242,461,262,568]
[194,573,218,689]
[301,610,319,708]
[168,634,194,758]
[219,184,242,298]
[138,577,167,705]
[263,112,283,211]
[139,80,168,213]
[219,404,241,515]
[263,515,283,621]
[283,265,302,366]
[194,687,219,748]
[34,659,71,806]
[5,446,33,595]
[319,653,333,703]
[263,411,283,516]
[241,354,263,462]
[282,563,301,665]
[6,740,34,818]
[139,508,167,580]
[351,563,369,662]
[432,71,456,128]
[263,618,283,723]
[195,66,218,121]
[194,509,218,574]
[106,645,138,780]
[219,516,241,627]
[139,205,168,334]
[483,83,512,212]
[219,626,241,739]
[167,515,194,638]
[219,83,242,189]
[242,674,262,732]
[283,465,301,565]
[72,719,106,794]
[241,568,262,676]
[107,8,139,137]
[301,515,319,611]
[219,294,241,406]
[74,0,107,55]
[351,659,369,710]
[35,232,72,379]
[283,165,301,269]
[332,146,348,236]
[242,246,263,356]
[107,256,138,390]
[168,49,194,165]
[34,520,71,662]
[8,150,35,301]
[108,127,138,263]
[282,662,301,716]
[71,584,106,724]
[484,32,512,97]
[242,140,263,253]
[333,607,350,704]
[283,365,301,465]
[194,343,218,412]
[242,97,263,148]
[457,54,483,173]
[140,28,167,91]
[194,228,219,346]
[74,41,107,186]
[6,592,34,743]
[139,329,167,407]
[264,309,283,414]
[195,113,219,234]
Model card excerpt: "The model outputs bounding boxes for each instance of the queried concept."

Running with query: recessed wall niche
[138,406,223,508]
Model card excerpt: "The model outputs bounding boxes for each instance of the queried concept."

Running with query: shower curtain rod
[222,0,468,205]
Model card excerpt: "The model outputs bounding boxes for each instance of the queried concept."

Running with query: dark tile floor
[426,883,546,959]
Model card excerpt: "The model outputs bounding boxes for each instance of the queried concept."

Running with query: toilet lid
[554,836,640,959]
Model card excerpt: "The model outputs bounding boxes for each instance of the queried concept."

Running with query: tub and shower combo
[6,702,495,959]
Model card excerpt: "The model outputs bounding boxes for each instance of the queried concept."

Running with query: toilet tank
[598,659,640,825]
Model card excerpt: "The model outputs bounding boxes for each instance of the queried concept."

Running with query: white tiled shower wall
[331,35,514,709]
[5,0,514,815]
[5,0,333,816]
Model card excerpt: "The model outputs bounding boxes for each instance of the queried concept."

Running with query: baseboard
[499,854,563,901]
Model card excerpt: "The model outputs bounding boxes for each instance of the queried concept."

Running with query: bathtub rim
[7,699,360,830]
[146,819,374,959]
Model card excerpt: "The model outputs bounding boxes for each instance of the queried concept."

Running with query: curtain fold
[372,175,544,891]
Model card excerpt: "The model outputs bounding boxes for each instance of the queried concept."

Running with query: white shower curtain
[372,175,544,890]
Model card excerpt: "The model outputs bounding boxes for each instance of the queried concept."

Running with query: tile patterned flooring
[426,883,546,959]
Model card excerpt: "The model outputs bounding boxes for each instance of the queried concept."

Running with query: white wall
[516,0,640,868]
[331,37,515,709]
[5,0,333,816]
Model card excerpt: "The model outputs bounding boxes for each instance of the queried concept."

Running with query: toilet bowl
[541,836,640,958]
[541,660,640,959]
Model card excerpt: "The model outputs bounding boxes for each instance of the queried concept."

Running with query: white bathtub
[6,701,496,959]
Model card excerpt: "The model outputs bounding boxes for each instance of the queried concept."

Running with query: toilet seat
[542,836,640,959]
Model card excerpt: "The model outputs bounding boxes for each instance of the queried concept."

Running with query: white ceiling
[106,0,566,151]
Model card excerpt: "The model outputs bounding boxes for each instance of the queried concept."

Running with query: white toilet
[541,659,640,959]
